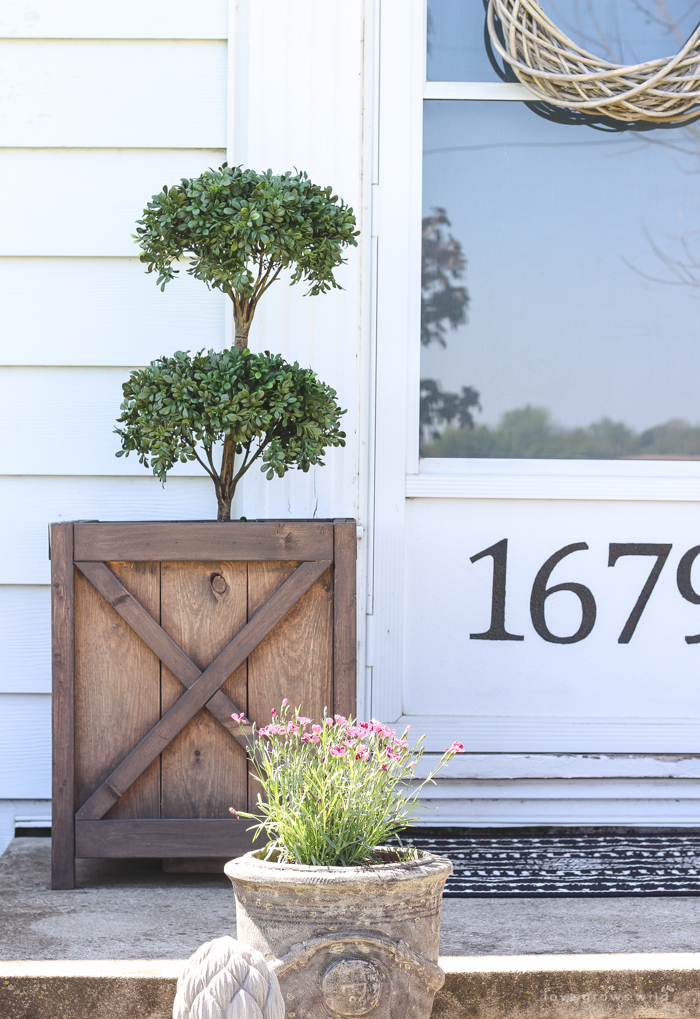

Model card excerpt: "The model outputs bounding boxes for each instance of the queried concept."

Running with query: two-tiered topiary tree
[116,165,358,521]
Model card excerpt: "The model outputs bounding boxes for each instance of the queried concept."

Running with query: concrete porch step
[3,953,700,1019]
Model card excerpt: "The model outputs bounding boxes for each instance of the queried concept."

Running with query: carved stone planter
[224,848,452,1019]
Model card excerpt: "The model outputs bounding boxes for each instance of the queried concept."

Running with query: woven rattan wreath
[486,0,700,122]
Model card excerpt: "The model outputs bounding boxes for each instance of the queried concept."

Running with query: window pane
[421,101,700,459]
[427,0,700,82]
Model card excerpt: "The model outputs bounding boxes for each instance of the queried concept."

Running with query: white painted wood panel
[408,471,700,502]
[0,258,225,366]
[0,1,227,39]
[0,41,226,148]
[0,587,50,693]
[418,785,700,826]
[0,695,51,798]
[0,150,225,256]
[401,497,700,753]
[413,753,700,780]
[399,716,700,754]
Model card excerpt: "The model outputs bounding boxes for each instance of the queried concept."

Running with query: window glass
[427,0,700,82]
[421,100,700,459]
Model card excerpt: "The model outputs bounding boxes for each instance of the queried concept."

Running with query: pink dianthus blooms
[334,714,348,726]
[330,745,346,757]
[355,746,369,761]
[446,741,465,753]
[270,708,277,717]
[231,712,247,724]
[281,698,288,707]
[297,716,311,725]
[312,724,322,735]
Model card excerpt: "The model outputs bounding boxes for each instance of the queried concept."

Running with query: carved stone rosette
[224,848,452,1019]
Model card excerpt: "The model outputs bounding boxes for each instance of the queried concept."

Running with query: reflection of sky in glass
[421,101,700,447]
[428,0,700,82]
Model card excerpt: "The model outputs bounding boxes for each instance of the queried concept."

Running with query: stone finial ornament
[173,936,285,1019]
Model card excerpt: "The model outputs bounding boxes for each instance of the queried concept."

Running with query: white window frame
[369,0,700,726]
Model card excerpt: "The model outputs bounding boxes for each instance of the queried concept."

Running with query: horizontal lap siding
[0,259,226,366]
[0,28,230,844]
[0,41,227,147]
[0,1,227,39]
[0,1,365,853]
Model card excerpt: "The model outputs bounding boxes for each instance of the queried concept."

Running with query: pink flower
[311,734,320,743]
[312,724,322,735]
[297,716,311,725]
[325,718,334,727]
[330,745,346,757]
[408,761,417,769]
[343,739,357,749]
[281,698,288,707]
[257,725,270,737]
[381,764,388,771]
[270,708,277,717]
[334,714,348,726]
[355,746,369,761]
[229,807,240,817]
[287,722,299,734]
[231,713,247,724]
[446,741,465,754]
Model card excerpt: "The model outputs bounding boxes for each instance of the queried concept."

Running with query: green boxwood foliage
[135,165,359,349]
[115,348,345,521]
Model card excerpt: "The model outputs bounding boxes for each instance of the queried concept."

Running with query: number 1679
[471,540,700,645]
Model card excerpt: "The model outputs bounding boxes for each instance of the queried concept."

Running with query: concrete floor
[3,838,700,960]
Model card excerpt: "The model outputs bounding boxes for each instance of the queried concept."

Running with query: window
[421,1,700,460]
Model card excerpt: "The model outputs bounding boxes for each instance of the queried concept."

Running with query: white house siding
[0,0,367,854]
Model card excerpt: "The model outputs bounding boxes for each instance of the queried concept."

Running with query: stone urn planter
[224,847,452,1019]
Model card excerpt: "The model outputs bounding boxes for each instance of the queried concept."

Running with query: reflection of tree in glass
[422,405,700,459]
[421,208,469,347]
[420,208,478,445]
[420,378,481,443]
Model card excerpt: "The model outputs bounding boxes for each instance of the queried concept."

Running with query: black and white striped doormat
[406,830,700,897]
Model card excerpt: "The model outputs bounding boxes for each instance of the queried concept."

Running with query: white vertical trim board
[367,0,425,720]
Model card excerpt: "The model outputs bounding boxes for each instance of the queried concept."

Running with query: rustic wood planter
[50,519,356,890]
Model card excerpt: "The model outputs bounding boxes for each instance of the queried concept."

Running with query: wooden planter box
[50,519,356,889]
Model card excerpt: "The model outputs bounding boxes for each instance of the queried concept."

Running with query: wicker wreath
[486,0,700,122]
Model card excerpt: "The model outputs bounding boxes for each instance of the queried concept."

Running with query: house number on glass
[471,539,700,644]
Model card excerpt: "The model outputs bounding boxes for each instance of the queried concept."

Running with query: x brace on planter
[74,559,330,821]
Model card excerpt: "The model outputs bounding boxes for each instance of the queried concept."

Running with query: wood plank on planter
[333,519,357,719]
[161,561,249,818]
[50,523,75,890]
[74,562,162,822]
[73,521,334,562]
[75,819,256,858]
[247,563,333,727]
[74,560,249,747]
